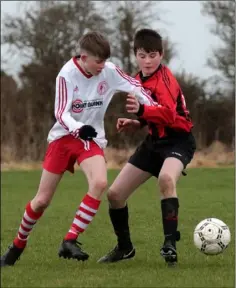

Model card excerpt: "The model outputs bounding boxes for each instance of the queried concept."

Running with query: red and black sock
[161,198,179,244]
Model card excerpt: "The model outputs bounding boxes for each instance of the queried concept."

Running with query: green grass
[1,168,235,288]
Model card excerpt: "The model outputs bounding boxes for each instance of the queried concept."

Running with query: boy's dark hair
[78,31,111,60]
[133,29,163,55]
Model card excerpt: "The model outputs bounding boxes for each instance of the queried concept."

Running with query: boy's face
[81,53,106,76]
[136,49,163,76]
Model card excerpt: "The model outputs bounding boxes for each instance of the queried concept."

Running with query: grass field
[1,168,235,287]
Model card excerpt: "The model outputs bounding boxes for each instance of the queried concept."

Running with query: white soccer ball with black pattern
[193,218,231,255]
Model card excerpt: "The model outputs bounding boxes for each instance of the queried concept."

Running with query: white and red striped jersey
[47,57,155,148]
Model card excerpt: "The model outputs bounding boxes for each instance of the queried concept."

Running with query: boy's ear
[80,54,87,62]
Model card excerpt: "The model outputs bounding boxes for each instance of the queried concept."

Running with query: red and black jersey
[136,64,193,138]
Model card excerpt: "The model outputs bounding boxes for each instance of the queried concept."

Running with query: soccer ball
[193,218,231,255]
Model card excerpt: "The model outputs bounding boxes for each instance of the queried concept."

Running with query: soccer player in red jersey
[98,29,196,266]
[1,31,154,267]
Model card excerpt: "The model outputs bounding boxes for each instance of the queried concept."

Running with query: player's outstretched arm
[108,63,155,106]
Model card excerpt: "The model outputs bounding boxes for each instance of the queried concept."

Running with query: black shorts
[128,132,196,178]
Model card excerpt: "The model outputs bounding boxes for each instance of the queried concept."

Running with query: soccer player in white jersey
[1,31,154,267]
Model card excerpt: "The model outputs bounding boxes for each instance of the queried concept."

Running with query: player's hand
[126,94,140,114]
[79,125,97,141]
[116,118,141,133]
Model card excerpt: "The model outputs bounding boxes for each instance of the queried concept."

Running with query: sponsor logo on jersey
[72,98,103,113]
[97,81,109,95]
[72,99,84,113]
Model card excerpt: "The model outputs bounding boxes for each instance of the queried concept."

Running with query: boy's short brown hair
[78,31,111,60]
[133,29,163,55]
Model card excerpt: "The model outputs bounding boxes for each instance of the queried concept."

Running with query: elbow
[55,113,64,124]
[56,111,68,122]
[55,112,69,131]
[55,109,63,122]
[55,113,59,122]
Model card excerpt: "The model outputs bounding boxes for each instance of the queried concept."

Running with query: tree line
[1,1,235,161]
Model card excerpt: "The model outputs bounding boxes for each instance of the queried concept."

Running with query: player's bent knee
[107,188,118,201]
[107,188,125,206]
[92,179,108,193]
[31,196,51,211]
[158,173,175,195]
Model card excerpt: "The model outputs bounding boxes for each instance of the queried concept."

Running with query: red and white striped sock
[13,202,43,249]
[65,194,101,241]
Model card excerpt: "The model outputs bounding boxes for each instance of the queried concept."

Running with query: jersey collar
[139,64,162,82]
[73,56,93,79]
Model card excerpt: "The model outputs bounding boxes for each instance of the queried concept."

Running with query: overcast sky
[1,1,220,80]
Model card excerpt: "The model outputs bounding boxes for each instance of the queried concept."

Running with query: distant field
[1,168,235,287]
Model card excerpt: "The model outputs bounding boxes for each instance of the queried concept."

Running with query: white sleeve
[110,64,156,106]
[55,75,84,138]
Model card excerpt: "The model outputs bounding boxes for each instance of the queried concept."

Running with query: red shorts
[43,135,104,174]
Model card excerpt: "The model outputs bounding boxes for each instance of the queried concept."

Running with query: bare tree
[201,1,235,148]
[201,1,235,90]
[100,1,176,74]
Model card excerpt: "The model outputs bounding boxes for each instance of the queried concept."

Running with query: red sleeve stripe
[57,77,69,131]
[115,66,155,105]
[161,68,176,103]
[163,67,170,86]
[115,66,142,87]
